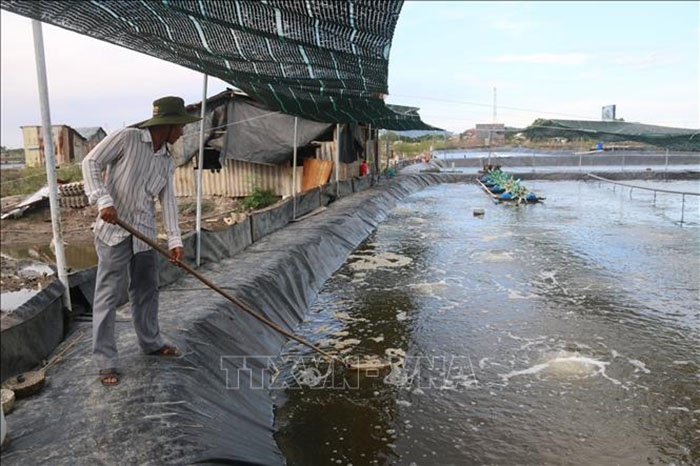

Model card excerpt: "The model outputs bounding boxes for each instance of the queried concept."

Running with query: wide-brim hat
[137,96,201,128]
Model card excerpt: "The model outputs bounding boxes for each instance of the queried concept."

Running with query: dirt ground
[0,195,246,294]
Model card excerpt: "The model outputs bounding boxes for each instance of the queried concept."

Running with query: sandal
[148,344,181,357]
[99,369,120,387]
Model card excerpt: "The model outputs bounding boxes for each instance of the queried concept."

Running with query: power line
[389,93,594,120]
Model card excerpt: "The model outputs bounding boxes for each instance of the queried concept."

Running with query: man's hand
[99,206,118,224]
[170,246,184,265]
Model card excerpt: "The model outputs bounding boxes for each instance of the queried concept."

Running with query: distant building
[75,127,108,152]
[460,128,477,140]
[475,123,505,145]
[21,124,106,167]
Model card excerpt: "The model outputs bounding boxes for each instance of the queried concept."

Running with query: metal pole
[372,125,379,178]
[487,88,497,168]
[492,87,497,123]
[32,20,71,312]
[292,117,298,220]
[195,74,208,267]
[367,123,372,176]
[335,123,340,196]
[385,131,390,171]
[680,194,685,225]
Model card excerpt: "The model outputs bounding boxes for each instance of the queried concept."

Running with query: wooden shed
[171,90,376,198]
[20,124,106,167]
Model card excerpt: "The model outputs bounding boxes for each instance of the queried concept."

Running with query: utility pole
[487,87,497,167]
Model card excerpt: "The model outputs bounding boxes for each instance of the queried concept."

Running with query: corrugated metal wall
[174,126,361,198]
[175,158,304,198]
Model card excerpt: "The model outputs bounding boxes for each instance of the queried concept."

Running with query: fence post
[680,194,685,225]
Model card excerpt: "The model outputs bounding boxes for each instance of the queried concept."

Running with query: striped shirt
[82,128,182,254]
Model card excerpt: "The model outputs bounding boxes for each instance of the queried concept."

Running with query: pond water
[273,180,699,465]
[1,242,97,271]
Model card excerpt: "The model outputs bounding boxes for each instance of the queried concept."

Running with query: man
[82,96,201,386]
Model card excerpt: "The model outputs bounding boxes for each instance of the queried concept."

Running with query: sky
[1,1,698,148]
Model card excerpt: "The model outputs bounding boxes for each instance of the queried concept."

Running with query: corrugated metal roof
[74,127,105,140]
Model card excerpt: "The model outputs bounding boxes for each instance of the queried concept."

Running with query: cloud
[606,52,683,70]
[488,53,590,65]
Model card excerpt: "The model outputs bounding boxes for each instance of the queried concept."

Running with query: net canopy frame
[523,119,700,152]
[1,0,438,130]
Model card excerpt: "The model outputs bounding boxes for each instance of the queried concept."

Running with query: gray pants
[93,236,163,370]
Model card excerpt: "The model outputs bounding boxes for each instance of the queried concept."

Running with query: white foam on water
[333,339,361,349]
[396,311,409,322]
[500,352,623,386]
[518,339,546,351]
[315,338,337,347]
[507,289,538,300]
[333,311,368,323]
[666,407,690,412]
[408,281,449,296]
[538,269,558,283]
[369,336,385,343]
[535,269,573,295]
[500,362,551,381]
[349,252,413,271]
[481,231,513,242]
[472,250,515,263]
[385,348,406,358]
[628,358,651,374]
[506,332,535,342]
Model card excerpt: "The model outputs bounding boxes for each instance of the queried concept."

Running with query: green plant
[178,199,215,215]
[0,163,84,197]
[241,186,276,210]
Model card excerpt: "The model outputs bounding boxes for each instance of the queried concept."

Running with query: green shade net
[524,119,700,152]
[1,0,438,130]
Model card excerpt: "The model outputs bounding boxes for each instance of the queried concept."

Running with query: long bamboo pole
[195,74,208,266]
[115,218,344,366]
